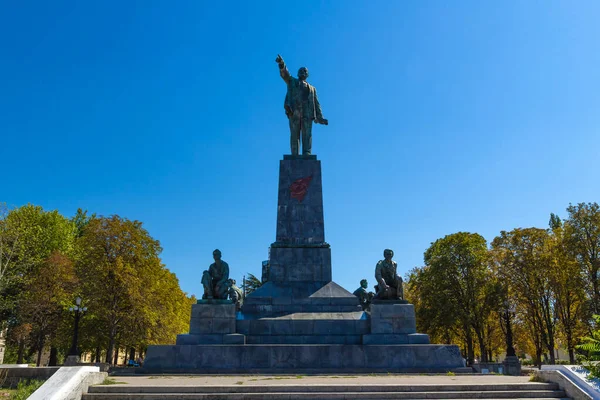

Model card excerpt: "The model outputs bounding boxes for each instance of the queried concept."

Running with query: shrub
[576,315,600,378]
[10,379,44,400]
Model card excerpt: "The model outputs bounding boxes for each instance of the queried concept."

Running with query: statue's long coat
[279,66,324,121]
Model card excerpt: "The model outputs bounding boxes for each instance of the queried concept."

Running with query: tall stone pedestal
[242,155,360,317]
[503,355,522,376]
[143,155,464,373]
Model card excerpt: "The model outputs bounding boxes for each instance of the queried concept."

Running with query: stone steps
[83,383,568,400]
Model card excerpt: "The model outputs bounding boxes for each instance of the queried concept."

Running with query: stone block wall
[275,158,325,245]
[365,303,430,345]
[177,303,245,345]
[269,247,332,283]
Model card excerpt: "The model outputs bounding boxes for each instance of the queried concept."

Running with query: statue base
[144,302,463,372]
[143,155,463,372]
[64,355,80,366]
[143,343,463,373]
[176,303,246,345]
[503,355,522,376]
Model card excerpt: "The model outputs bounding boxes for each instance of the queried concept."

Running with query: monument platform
[143,156,464,373]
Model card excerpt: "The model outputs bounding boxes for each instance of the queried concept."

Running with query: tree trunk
[535,347,542,368]
[593,268,600,315]
[569,347,575,364]
[566,325,576,363]
[113,346,119,365]
[106,331,116,364]
[129,347,135,362]
[476,335,488,362]
[547,333,556,364]
[36,333,46,367]
[105,345,113,364]
[49,347,58,366]
[17,340,25,364]
[94,345,101,363]
[465,328,475,366]
[25,345,37,363]
[36,342,43,366]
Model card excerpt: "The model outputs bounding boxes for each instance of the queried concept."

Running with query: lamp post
[502,299,520,375]
[503,300,516,357]
[66,297,87,364]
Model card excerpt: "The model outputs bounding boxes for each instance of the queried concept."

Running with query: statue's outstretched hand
[317,118,329,125]
[275,54,283,64]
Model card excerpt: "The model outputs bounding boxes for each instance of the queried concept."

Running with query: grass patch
[235,381,244,385]
[101,378,127,385]
[446,371,456,376]
[0,389,15,397]
[9,379,44,400]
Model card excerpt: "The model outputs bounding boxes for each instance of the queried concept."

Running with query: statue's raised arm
[275,54,291,84]
[275,54,327,156]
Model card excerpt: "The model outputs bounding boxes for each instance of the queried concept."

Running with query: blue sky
[1,1,599,298]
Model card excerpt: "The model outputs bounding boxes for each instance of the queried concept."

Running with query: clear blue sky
[2,1,599,298]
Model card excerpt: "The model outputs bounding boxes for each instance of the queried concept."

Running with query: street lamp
[502,299,520,375]
[67,297,88,362]
[503,300,516,357]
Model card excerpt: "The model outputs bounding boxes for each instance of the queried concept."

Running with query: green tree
[1,204,77,361]
[76,215,191,364]
[20,252,78,365]
[576,315,600,378]
[492,228,557,366]
[0,204,21,323]
[71,208,96,238]
[547,215,586,363]
[564,202,600,316]
[243,273,263,296]
[405,266,462,346]
[422,232,498,364]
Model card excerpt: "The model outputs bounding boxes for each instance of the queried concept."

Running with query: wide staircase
[83,382,569,399]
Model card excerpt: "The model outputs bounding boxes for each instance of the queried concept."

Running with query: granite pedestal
[176,303,245,345]
[144,155,464,372]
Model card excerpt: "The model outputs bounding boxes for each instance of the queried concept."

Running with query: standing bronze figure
[276,54,328,155]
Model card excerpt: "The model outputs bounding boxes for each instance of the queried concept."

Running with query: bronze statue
[227,279,243,310]
[275,54,328,156]
[374,249,404,300]
[353,279,375,311]
[201,249,230,300]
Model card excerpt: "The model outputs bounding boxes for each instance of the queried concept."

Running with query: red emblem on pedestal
[290,175,313,202]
